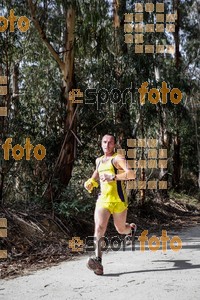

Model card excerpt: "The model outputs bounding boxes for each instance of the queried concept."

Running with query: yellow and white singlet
[96,153,128,214]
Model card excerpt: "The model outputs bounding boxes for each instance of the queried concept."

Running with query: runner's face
[101,135,115,155]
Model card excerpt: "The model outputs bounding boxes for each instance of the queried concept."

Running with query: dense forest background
[0,0,199,276]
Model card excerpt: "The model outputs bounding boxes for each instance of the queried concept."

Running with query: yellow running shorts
[96,201,128,214]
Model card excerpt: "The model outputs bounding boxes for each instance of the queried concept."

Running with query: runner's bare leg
[113,209,133,234]
[94,207,111,259]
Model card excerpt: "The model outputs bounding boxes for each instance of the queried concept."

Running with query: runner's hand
[100,173,114,182]
[84,178,99,193]
[84,181,93,193]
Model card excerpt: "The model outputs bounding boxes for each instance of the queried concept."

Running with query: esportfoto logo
[0,9,30,33]
[69,230,182,253]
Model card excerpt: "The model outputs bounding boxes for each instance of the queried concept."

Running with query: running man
[84,134,136,275]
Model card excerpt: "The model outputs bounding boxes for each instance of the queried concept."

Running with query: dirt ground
[1,223,200,300]
[0,197,200,280]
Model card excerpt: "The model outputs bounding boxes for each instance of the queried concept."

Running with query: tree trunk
[173,0,181,68]
[113,0,132,146]
[0,51,10,205]
[12,64,19,113]
[28,1,76,201]
[172,132,181,189]
[172,0,181,190]
[196,124,200,189]
[140,112,146,204]
[157,105,170,199]
[55,7,76,187]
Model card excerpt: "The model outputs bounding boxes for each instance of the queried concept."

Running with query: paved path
[1,226,200,300]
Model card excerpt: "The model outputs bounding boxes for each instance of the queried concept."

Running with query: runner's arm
[114,155,136,181]
[84,158,99,191]
[91,158,100,181]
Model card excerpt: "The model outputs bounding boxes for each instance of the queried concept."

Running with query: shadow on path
[104,260,200,277]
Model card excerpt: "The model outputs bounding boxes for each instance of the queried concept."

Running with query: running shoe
[86,257,104,275]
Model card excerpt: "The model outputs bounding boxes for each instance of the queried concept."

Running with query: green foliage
[0,0,199,216]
